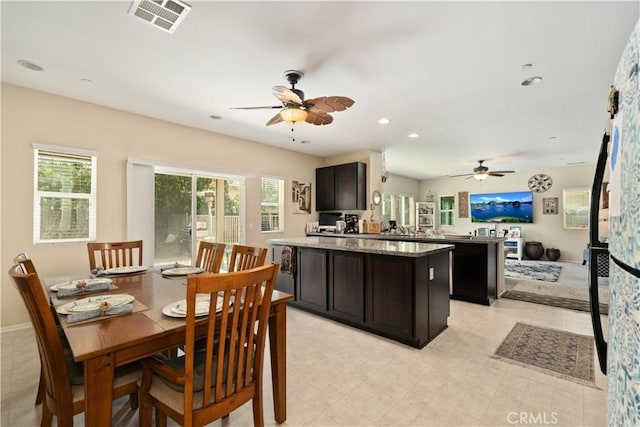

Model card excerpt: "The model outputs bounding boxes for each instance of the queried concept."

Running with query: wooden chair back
[87,240,143,270]
[195,241,226,273]
[8,263,76,424]
[228,244,268,272]
[140,263,279,427]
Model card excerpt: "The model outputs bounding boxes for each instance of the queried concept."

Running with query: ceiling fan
[232,70,354,126]
[449,160,515,181]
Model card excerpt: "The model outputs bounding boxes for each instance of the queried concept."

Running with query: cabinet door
[452,243,488,302]
[328,251,364,323]
[316,166,335,211]
[296,248,327,311]
[365,254,413,337]
[335,162,367,210]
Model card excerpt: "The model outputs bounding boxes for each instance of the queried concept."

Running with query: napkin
[57,281,111,298]
[67,303,134,323]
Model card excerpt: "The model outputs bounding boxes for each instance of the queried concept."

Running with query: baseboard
[1,322,32,334]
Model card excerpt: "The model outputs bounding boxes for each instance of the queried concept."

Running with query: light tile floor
[1,298,608,426]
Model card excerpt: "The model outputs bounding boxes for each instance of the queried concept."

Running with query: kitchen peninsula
[270,236,454,348]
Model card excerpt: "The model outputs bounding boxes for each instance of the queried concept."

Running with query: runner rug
[492,322,597,387]
[505,261,562,282]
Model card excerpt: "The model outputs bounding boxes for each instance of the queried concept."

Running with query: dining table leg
[84,353,115,427]
[268,303,287,424]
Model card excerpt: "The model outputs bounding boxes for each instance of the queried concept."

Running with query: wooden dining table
[46,268,293,427]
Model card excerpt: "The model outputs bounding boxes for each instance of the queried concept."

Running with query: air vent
[128,0,191,33]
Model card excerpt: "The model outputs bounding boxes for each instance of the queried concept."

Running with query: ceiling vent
[128,0,191,33]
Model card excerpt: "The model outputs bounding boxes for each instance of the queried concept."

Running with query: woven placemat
[60,299,148,327]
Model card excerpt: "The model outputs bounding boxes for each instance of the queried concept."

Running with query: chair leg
[155,409,167,427]
[35,367,45,405]
[252,395,264,427]
[40,402,53,427]
[129,391,139,410]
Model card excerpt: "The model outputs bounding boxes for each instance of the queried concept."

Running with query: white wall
[1,83,323,327]
[419,164,595,262]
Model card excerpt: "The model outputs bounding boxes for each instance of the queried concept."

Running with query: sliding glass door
[154,173,243,266]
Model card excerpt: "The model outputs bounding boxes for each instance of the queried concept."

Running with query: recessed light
[17,60,43,71]
[378,118,390,125]
[209,115,222,120]
[300,140,311,144]
[521,76,543,86]
[549,136,557,140]
[80,78,93,84]
[408,133,419,138]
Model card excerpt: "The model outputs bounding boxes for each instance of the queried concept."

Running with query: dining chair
[8,259,141,427]
[87,240,143,270]
[195,241,226,273]
[139,263,279,427]
[227,244,268,272]
[13,252,47,406]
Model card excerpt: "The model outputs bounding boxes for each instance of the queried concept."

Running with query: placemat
[60,299,148,327]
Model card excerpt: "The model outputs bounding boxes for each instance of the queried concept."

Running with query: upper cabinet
[316,162,367,211]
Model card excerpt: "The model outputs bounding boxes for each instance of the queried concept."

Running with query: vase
[546,248,561,261]
[524,241,544,260]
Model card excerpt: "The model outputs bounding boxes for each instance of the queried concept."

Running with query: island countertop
[269,236,453,257]
[306,232,505,245]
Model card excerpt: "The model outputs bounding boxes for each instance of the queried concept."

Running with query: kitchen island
[270,236,454,348]
[307,232,505,305]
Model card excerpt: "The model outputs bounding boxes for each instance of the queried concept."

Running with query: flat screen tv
[470,191,533,223]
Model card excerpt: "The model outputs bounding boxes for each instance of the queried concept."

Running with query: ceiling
[2,1,638,180]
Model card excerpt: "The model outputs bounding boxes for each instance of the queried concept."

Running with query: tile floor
[1,297,608,426]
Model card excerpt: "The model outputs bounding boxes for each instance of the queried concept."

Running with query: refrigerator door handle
[589,132,609,375]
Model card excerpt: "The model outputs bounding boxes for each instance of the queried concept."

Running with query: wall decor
[543,197,558,215]
[458,191,469,218]
[292,181,311,214]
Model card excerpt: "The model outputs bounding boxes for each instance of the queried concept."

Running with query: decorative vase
[546,248,561,261]
[524,241,544,260]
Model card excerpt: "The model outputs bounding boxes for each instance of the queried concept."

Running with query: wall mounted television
[470,191,533,223]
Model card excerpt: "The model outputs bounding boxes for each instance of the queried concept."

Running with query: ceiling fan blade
[266,112,283,126]
[448,173,473,178]
[489,170,515,174]
[304,96,354,113]
[231,105,282,110]
[488,172,505,177]
[273,85,303,105]
[305,110,333,126]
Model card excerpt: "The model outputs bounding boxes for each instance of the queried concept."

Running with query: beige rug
[492,322,597,387]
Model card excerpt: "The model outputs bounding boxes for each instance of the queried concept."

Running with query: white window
[33,144,97,243]
[261,177,284,232]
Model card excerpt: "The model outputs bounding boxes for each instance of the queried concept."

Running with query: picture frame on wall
[509,226,521,238]
[543,197,558,215]
[292,181,311,214]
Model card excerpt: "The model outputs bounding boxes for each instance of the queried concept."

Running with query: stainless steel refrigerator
[588,18,640,426]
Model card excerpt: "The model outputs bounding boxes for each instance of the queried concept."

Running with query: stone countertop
[269,236,454,257]
[305,232,505,245]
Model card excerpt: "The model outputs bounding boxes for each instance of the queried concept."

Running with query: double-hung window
[33,144,97,243]
[260,177,284,232]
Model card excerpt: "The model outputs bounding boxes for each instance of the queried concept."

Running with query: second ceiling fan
[449,160,515,180]
[232,70,354,126]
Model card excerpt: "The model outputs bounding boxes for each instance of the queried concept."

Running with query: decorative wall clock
[528,173,553,193]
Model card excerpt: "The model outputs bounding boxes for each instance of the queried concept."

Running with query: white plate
[161,295,226,318]
[102,266,149,275]
[56,294,135,315]
[50,278,113,292]
[162,267,205,276]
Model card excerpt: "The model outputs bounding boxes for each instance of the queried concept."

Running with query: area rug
[502,289,609,314]
[492,322,597,387]
[505,261,562,282]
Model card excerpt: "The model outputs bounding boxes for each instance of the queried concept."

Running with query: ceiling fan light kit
[474,173,489,181]
[449,160,515,180]
[233,69,354,128]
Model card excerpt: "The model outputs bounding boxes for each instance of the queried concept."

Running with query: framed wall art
[292,181,311,214]
[543,197,558,215]
[458,191,469,218]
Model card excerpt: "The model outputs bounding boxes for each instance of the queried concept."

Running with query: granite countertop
[269,236,454,257]
[305,232,505,244]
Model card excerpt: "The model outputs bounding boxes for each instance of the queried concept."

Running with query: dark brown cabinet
[451,242,497,305]
[328,251,364,323]
[296,247,327,311]
[316,162,366,211]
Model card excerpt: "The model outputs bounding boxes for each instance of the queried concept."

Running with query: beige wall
[419,164,595,262]
[1,83,323,328]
